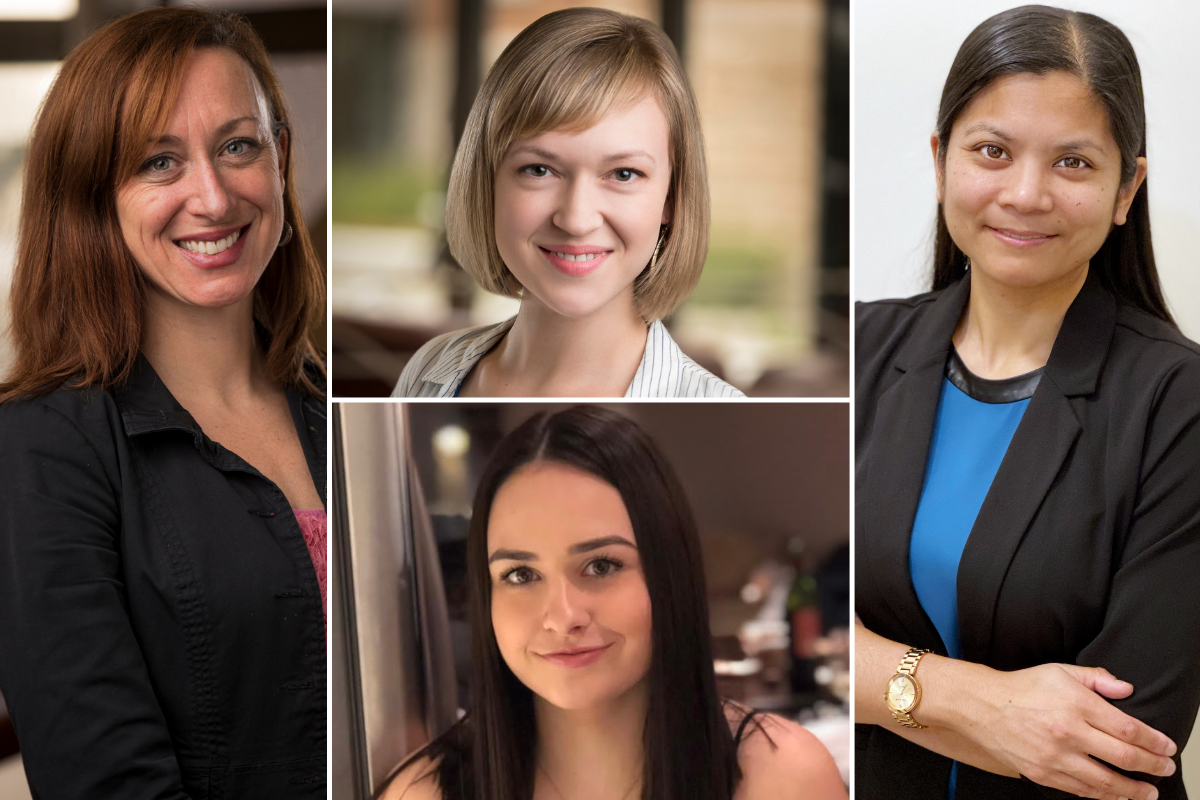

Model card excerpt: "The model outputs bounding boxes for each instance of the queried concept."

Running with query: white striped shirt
[392,316,744,398]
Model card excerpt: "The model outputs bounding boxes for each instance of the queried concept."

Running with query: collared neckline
[895,269,1115,398]
[422,317,516,387]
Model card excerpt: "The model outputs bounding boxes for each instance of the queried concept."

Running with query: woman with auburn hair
[393,7,741,398]
[378,406,844,800]
[0,7,326,798]
[855,6,1200,800]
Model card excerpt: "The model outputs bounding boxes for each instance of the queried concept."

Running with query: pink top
[293,510,327,629]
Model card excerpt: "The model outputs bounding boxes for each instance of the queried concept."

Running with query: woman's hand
[955,663,1178,800]
[855,623,1178,800]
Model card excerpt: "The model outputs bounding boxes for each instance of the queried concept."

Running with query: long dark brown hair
[1,7,325,403]
[385,406,756,800]
[932,5,1172,324]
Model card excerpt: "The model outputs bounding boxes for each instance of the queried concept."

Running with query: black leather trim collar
[946,348,1042,403]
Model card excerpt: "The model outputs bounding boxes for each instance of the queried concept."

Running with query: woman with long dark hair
[855,6,1200,800]
[0,8,325,798]
[381,406,845,799]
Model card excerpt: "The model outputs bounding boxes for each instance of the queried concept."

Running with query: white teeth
[554,252,599,262]
[179,228,241,255]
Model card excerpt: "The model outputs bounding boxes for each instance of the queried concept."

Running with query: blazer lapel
[859,278,971,653]
[956,273,1115,664]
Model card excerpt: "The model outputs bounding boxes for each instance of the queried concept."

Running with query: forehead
[487,461,635,553]
[504,92,669,161]
[162,47,269,131]
[953,71,1114,147]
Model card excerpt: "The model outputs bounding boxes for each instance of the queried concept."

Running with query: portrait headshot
[0,3,328,798]
[332,401,851,799]
[853,3,1200,799]
[330,0,849,398]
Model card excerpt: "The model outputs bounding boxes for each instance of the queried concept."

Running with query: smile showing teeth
[552,251,601,262]
[994,228,1051,240]
[178,229,241,255]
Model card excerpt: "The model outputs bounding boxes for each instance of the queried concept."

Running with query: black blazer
[0,357,327,799]
[855,273,1200,800]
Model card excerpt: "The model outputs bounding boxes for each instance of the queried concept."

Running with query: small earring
[650,226,667,269]
[278,221,293,248]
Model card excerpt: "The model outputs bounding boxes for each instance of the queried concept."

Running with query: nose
[541,576,590,636]
[996,158,1054,215]
[551,176,603,237]
[183,158,235,220]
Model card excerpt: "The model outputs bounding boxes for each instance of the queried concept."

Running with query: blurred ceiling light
[433,425,470,459]
[0,0,77,20]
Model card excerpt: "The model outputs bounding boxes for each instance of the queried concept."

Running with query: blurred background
[332,401,851,798]
[0,2,325,797]
[330,0,849,397]
[0,0,327,385]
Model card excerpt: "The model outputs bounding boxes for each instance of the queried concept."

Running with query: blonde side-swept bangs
[445,6,709,322]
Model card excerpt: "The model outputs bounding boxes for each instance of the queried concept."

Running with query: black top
[855,272,1200,800]
[0,356,327,799]
[945,347,1042,403]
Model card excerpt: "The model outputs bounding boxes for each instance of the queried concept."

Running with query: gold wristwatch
[884,648,930,729]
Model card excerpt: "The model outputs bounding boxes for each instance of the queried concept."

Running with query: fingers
[1037,768,1141,800]
[1069,755,1160,800]
[1088,701,1177,759]
[1082,726,1176,779]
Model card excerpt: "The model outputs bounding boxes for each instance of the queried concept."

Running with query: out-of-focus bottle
[786,537,821,693]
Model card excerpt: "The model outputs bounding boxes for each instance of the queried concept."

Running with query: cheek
[490,591,532,664]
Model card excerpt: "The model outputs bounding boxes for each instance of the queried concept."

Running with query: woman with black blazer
[855,7,1200,800]
[0,9,326,798]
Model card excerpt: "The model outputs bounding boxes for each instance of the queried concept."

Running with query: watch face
[886,673,918,712]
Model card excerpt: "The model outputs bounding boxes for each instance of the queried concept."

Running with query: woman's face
[487,460,653,712]
[493,92,673,319]
[116,47,287,312]
[934,71,1146,290]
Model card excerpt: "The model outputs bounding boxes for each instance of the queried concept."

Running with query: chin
[970,252,1084,291]
[523,284,628,320]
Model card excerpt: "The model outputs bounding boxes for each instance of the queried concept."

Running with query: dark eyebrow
[488,548,537,564]
[150,115,261,145]
[487,535,637,564]
[961,123,1103,154]
[568,535,638,555]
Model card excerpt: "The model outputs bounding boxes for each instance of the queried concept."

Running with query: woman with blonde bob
[0,8,326,798]
[394,7,741,398]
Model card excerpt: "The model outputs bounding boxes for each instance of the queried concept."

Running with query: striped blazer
[392,316,744,398]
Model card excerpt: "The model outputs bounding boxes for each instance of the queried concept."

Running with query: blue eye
[147,156,172,172]
[227,142,245,155]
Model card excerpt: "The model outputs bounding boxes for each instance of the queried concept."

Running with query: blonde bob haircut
[445,6,709,322]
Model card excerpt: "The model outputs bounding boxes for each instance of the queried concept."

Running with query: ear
[1112,156,1147,226]
[931,132,945,204]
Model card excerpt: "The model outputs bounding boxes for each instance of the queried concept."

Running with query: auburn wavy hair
[0,7,325,403]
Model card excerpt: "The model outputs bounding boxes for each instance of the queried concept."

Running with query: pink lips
[538,643,612,668]
[174,224,250,270]
[538,245,611,277]
[988,226,1057,248]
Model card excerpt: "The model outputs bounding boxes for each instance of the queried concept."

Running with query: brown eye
[984,145,1004,159]
[1061,157,1083,169]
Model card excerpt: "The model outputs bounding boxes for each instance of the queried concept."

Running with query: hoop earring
[650,226,667,269]
[278,221,293,248]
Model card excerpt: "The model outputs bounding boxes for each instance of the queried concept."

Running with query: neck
[952,262,1088,379]
[492,292,648,397]
[535,682,647,800]
[140,290,265,408]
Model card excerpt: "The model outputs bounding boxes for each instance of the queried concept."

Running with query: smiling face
[493,92,673,319]
[934,71,1145,291]
[116,47,287,313]
[487,460,653,712]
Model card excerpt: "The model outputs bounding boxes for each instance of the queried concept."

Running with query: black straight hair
[381,406,756,800]
[932,4,1173,324]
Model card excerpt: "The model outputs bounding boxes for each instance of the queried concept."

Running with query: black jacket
[855,273,1200,799]
[0,357,327,799]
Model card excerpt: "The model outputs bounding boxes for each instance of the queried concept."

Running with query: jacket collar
[895,268,1115,397]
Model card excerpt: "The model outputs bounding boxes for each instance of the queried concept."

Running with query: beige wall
[1185,734,1198,796]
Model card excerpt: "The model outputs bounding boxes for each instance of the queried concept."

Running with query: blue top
[909,349,1042,797]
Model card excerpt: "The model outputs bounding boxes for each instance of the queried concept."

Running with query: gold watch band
[892,648,930,729]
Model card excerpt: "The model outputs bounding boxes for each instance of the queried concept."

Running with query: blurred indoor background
[331,0,848,397]
[0,2,326,797]
[333,401,850,798]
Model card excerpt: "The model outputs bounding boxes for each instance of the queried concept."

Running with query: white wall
[853,0,1200,341]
